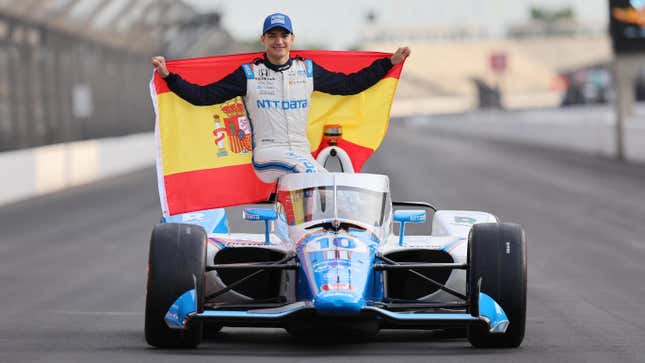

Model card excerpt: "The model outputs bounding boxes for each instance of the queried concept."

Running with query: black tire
[202,322,223,339]
[145,223,207,348]
[467,223,526,348]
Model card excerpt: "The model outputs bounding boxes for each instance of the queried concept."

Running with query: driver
[152,13,410,183]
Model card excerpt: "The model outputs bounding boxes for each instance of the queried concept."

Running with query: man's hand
[390,47,411,65]
[151,56,169,78]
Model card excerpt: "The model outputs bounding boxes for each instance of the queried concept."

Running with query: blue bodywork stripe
[442,237,464,252]
[164,289,197,329]
[197,302,309,319]
[252,159,297,172]
[478,292,510,333]
[242,64,254,79]
[162,208,229,234]
[364,308,482,322]
[213,214,229,233]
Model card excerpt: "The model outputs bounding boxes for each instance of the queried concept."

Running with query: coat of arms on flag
[222,101,253,154]
[212,101,253,157]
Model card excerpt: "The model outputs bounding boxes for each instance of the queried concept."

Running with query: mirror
[242,208,277,221]
[394,210,426,246]
[242,208,277,245]
[393,209,426,223]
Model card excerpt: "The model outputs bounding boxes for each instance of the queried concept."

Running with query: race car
[144,151,527,349]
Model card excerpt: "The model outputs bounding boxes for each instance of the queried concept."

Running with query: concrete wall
[0,133,154,206]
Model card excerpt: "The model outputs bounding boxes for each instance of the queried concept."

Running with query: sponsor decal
[321,291,355,298]
[313,259,356,271]
[321,283,353,291]
[303,236,367,253]
[182,212,206,222]
[257,83,276,90]
[410,214,425,222]
[165,311,179,321]
[271,15,286,25]
[286,151,315,172]
[453,216,477,226]
[255,67,276,81]
[313,263,330,273]
[256,99,308,110]
[211,238,268,246]
[225,241,267,246]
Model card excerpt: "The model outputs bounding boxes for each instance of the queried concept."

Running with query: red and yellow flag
[151,50,403,217]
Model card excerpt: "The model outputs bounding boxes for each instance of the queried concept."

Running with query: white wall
[0,133,155,206]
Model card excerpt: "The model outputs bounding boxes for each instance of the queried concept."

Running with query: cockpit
[275,173,392,228]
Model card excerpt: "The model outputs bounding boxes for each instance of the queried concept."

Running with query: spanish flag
[151,51,404,217]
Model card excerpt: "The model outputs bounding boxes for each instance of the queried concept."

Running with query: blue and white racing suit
[164,55,392,183]
[241,59,322,183]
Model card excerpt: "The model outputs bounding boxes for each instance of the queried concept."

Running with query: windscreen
[277,186,387,227]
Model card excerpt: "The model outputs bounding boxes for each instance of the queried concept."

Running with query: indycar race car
[144,141,527,349]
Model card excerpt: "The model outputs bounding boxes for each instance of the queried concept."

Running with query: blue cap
[262,13,293,34]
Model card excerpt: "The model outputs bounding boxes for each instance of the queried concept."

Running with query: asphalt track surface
[1,115,645,362]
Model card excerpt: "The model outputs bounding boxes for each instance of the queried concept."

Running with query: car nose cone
[313,293,365,315]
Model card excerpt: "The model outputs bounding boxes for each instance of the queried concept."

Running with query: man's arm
[312,47,410,96]
[163,67,247,106]
[152,55,246,105]
[313,58,393,96]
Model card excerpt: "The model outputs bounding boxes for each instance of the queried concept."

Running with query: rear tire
[467,223,526,348]
[145,223,207,348]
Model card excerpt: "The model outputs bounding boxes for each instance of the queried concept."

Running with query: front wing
[165,290,509,334]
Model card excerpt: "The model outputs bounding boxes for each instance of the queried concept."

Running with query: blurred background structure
[2,1,643,151]
[360,6,623,114]
[0,0,242,151]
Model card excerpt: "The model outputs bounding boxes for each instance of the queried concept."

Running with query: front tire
[467,223,527,348]
[145,223,207,348]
